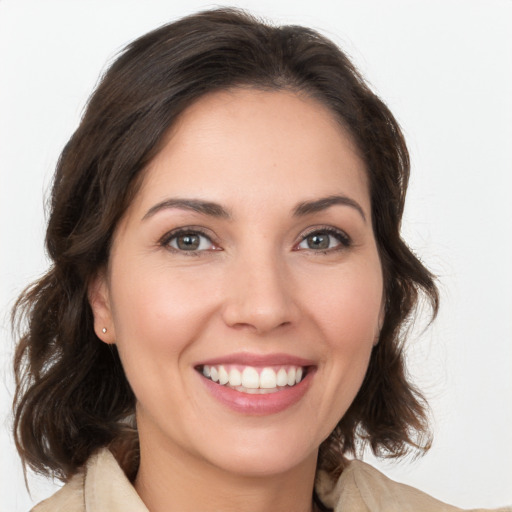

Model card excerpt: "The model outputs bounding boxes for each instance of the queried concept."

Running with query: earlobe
[88,271,116,344]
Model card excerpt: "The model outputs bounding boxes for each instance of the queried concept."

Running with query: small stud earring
[102,328,107,334]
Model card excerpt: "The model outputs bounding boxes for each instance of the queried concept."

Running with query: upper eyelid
[159,226,216,243]
[298,225,351,240]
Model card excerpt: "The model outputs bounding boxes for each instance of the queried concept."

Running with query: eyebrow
[142,198,231,220]
[142,194,366,222]
[293,195,367,222]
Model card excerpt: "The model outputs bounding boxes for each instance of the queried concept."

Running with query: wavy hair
[13,8,438,482]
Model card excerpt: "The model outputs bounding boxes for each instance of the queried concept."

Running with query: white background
[1,0,511,510]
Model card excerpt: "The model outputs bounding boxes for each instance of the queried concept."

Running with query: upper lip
[195,352,316,368]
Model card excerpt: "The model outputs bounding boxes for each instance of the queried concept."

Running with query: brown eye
[167,231,214,251]
[177,234,200,250]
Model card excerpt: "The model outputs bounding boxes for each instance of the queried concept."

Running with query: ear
[88,270,116,344]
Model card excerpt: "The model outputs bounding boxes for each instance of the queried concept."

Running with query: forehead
[129,88,369,219]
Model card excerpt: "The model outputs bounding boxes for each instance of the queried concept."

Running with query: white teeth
[260,367,277,389]
[235,386,280,394]
[277,368,288,387]
[228,368,242,386]
[287,367,296,386]
[241,367,260,389]
[202,364,307,392]
[218,365,229,385]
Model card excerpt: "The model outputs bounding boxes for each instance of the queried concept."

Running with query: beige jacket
[32,449,510,512]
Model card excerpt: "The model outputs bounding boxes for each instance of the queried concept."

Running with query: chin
[192,426,321,478]
[212,447,316,478]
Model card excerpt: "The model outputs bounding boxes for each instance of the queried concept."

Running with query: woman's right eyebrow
[142,198,231,221]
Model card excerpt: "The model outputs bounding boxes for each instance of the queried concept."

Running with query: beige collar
[33,448,507,512]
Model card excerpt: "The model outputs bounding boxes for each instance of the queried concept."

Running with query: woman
[10,8,510,512]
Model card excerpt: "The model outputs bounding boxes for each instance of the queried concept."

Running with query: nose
[221,249,300,334]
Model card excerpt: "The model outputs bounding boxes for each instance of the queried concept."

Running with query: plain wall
[1,0,511,510]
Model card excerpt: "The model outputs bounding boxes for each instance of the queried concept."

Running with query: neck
[134,430,318,512]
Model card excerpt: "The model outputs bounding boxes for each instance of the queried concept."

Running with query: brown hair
[13,8,438,482]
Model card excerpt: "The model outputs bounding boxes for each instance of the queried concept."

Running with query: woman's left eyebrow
[142,198,231,220]
[293,195,367,222]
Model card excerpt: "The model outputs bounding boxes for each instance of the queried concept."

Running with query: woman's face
[90,89,383,477]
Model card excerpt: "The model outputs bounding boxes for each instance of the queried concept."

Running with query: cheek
[302,259,383,346]
[111,259,214,334]
[107,260,222,385]
[299,257,383,423]
[319,276,380,379]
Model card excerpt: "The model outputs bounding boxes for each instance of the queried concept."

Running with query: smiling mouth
[197,364,309,394]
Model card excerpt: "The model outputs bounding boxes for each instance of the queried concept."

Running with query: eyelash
[159,227,218,256]
[159,226,352,256]
[295,226,352,254]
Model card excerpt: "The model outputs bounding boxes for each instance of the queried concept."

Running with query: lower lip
[199,371,313,415]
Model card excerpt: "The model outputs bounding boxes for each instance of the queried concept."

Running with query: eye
[163,229,217,252]
[296,228,350,252]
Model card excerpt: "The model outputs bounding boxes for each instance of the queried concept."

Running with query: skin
[89,88,384,512]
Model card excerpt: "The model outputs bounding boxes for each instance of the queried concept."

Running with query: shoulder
[31,449,148,512]
[316,459,512,512]
[31,470,85,512]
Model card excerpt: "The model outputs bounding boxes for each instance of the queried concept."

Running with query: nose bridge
[221,237,297,333]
